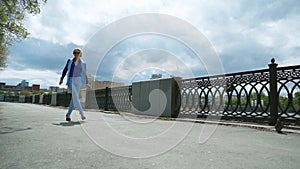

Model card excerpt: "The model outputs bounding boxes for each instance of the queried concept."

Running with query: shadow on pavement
[52,121,85,127]
[0,127,32,134]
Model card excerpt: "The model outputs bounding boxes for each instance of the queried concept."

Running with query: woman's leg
[66,82,73,121]
[71,77,85,116]
[66,99,74,116]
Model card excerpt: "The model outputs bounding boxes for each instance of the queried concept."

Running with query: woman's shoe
[81,114,86,120]
[66,115,71,121]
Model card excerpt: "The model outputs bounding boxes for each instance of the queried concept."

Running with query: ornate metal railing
[180,69,270,120]
[277,65,300,121]
[180,60,300,124]
[86,86,132,112]
[109,86,132,111]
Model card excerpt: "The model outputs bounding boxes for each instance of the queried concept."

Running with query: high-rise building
[18,80,29,87]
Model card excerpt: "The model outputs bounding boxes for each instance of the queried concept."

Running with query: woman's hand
[59,80,63,85]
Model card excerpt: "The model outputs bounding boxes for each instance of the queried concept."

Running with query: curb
[96,110,300,135]
[176,118,300,135]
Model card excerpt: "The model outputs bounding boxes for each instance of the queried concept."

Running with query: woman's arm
[59,59,70,85]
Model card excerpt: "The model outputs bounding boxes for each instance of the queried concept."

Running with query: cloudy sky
[0,0,299,89]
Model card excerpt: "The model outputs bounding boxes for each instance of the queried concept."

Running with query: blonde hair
[73,48,83,57]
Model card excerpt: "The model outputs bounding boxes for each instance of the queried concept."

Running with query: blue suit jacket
[60,58,88,86]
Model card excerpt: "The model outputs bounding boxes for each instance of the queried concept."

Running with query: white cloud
[25,0,168,45]
[24,0,300,62]
[4,0,300,88]
[112,49,195,83]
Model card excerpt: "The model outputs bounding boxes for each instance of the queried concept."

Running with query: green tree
[261,93,269,107]
[32,90,44,95]
[279,96,288,109]
[0,0,47,69]
[249,93,269,108]
[294,92,300,106]
[20,90,32,96]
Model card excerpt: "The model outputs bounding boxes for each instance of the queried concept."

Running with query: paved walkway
[1,102,300,169]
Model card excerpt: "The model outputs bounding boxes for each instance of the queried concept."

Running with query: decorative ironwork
[277,65,300,122]
[110,86,132,111]
[180,63,300,123]
[86,86,132,112]
[181,69,271,121]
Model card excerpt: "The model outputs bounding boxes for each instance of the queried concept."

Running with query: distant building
[57,88,67,93]
[49,86,67,93]
[17,80,29,87]
[49,86,59,92]
[93,81,125,90]
[0,84,31,92]
[150,74,162,79]
[0,82,43,93]
[32,84,40,91]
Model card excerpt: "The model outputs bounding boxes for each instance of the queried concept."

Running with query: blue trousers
[66,77,84,116]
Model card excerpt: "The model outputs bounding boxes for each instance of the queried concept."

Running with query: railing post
[105,87,109,111]
[268,58,278,125]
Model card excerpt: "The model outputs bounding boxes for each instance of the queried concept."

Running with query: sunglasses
[73,52,80,55]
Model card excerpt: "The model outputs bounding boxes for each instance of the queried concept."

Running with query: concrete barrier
[131,77,181,118]
[32,95,35,104]
[39,94,43,104]
[33,95,40,104]
[51,93,57,106]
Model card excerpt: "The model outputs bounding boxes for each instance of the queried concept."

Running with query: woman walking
[59,48,88,121]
